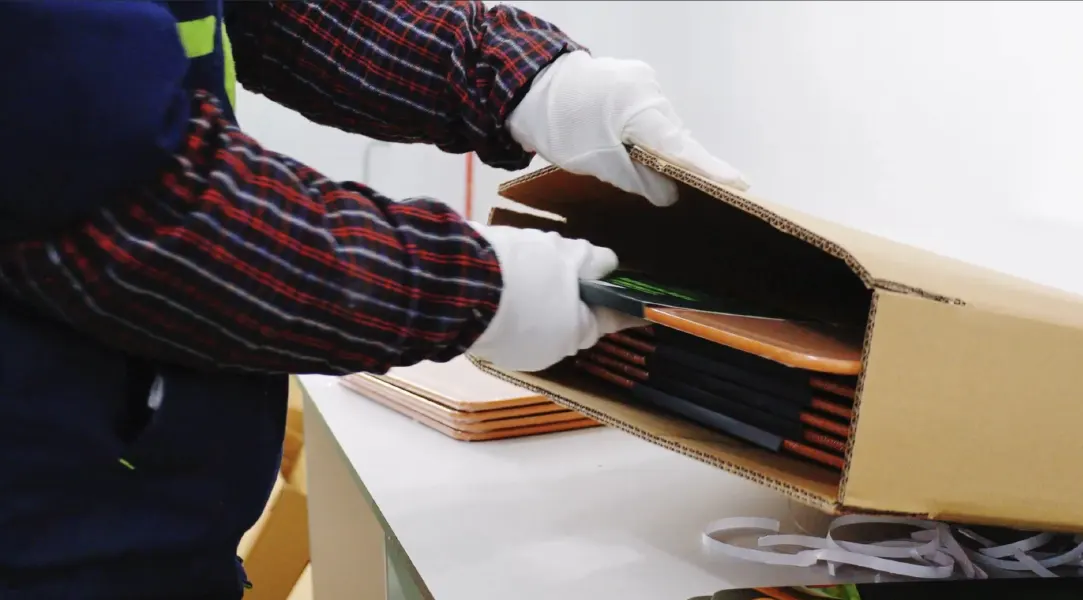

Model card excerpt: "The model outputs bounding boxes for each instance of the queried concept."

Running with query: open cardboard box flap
[473,146,1083,532]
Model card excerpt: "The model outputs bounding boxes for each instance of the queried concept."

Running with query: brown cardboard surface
[243,482,310,600]
[286,564,313,600]
[281,376,306,479]
[238,474,286,561]
[290,447,308,494]
[844,290,1083,531]
[478,145,1083,531]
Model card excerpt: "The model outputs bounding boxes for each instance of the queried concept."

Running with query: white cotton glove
[508,51,749,207]
[467,224,644,372]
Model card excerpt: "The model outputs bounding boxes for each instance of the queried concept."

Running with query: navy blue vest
[0,2,285,598]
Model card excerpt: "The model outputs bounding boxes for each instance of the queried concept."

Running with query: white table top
[301,374,845,600]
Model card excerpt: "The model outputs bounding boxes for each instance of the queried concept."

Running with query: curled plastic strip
[702,515,1083,580]
[956,527,1083,576]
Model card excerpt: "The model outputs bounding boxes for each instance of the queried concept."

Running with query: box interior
[482,164,881,511]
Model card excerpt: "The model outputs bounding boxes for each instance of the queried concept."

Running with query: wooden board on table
[345,373,568,423]
[342,374,593,433]
[369,397,599,442]
[340,375,599,441]
[376,356,552,411]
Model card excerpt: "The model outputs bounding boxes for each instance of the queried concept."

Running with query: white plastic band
[702,515,1083,580]
[701,517,957,579]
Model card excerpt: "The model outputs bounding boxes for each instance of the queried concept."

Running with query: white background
[236,1,1083,294]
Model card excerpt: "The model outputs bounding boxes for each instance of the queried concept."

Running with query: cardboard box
[241,476,310,599]
[286,564,313,600]
[237,377,311,599]
[280,377,306,480]
[473,145,1083,532]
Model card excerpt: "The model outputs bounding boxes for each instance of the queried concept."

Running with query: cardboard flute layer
[473,146,1083,532]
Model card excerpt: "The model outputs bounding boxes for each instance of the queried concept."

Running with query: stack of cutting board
[340,356,599,441]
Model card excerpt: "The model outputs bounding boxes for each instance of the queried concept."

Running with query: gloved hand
[467,224,644,372]
[508,50,749,207]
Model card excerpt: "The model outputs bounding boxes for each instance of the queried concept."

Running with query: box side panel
[843,291,1083,531]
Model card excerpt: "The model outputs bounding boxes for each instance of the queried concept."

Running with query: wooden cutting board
[376,356,552,411]
[339,375,599,441]
[644,308,862,376]
[342,374,586,430]
[342,374,567,422]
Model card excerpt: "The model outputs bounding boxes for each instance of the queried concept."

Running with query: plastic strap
[701,517,956,579]
[702,515,1083,579]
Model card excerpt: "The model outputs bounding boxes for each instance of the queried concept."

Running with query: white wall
[237,1,1083,293]
[234,88,468,205]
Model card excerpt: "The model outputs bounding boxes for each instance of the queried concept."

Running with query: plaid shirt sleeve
[224,0,584,169]
[0,92,502,375]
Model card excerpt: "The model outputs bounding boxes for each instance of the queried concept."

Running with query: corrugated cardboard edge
[467,354,840,513]
[840,294,876,503]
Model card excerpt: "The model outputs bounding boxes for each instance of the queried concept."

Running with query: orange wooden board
[377,356,551,411]
[645,307,864,375]
[341,375,586,432]
[343,374,568,422]
[339,376,599,441]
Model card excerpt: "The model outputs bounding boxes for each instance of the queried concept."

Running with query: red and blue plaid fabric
[0,0,581,375]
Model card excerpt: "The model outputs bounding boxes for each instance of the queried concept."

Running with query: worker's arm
[0,91,502,375]
[0,1,632,376]
[223,0,582,169]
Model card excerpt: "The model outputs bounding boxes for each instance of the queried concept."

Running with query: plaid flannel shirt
[0,0,581,375]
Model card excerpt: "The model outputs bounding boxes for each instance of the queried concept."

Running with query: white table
[300,374,845,600]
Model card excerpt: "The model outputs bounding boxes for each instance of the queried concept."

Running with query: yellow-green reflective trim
[176,15,217,59]
[222,25,237,109]
[175,16,237,111]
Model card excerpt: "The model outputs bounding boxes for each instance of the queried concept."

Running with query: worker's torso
[0,2,285,598]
